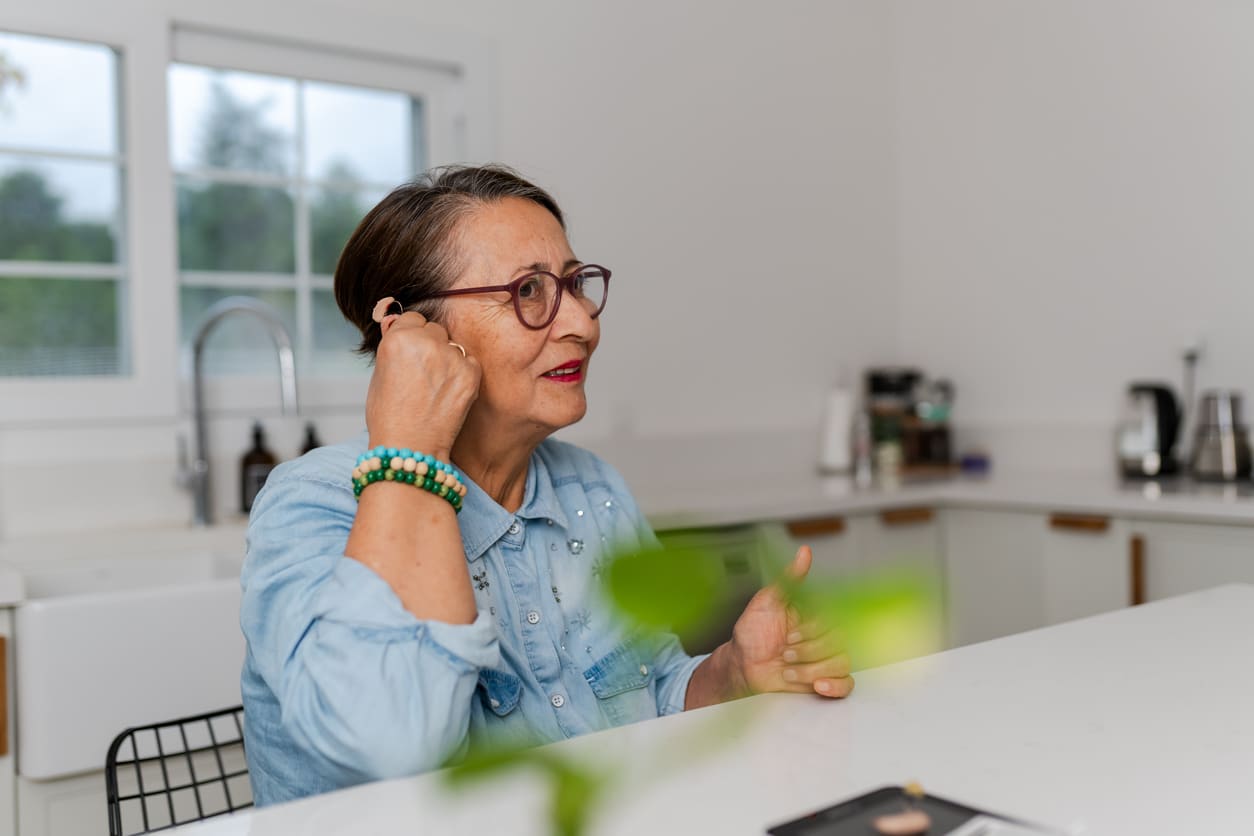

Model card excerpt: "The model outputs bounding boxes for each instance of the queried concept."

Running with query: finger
[380,310,427,337]
[781,631,844,664]
[780,653,852,684]
[788,545,813,582]
[786,618,836,645]
[422,320,449,343]
[813,676,855,699]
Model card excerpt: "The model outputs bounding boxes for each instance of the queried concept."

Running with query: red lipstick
[541,359,584,384]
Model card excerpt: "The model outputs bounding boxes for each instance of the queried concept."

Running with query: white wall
[0,0,899,536]
[893,0,1254,470]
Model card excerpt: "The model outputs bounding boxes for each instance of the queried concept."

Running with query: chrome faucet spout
[184,297,300,527]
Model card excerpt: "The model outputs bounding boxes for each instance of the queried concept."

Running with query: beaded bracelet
[352,446,467,513]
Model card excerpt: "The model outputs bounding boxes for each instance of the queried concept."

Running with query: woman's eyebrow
[516,258,583,274]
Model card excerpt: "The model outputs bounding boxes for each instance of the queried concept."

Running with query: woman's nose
[551,291,598,338]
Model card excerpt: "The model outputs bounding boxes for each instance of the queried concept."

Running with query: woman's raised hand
[365,310,481,460]
[727,545,855,699]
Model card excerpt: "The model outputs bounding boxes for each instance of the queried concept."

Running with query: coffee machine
[1116,383,1182,478]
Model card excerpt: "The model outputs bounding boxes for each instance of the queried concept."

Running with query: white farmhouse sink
[4,527,248,782]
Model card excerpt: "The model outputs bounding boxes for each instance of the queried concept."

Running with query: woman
[240,165,853,806]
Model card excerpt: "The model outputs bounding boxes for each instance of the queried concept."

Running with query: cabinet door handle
[1130,534,1146,606]
[0,636,7,756]
[1048,513,1110,533]
[786,516,846,538]
[879,507,935,526]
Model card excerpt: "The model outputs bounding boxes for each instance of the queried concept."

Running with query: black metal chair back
[104,705,252,835]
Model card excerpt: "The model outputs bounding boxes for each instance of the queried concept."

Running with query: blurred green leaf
[603,542,726,635]
[776,559,944,669]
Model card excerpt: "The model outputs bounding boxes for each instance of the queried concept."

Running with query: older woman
[240,165,853,806]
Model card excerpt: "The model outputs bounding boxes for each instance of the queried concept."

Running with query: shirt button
[507,521,521,535]
[490,698,501,709]
[640,664,649,677]
[546,519,554,526]
[526,610,540,624]
[550,694,565,708]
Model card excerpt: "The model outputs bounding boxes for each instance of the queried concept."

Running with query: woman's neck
[451,410,546,513]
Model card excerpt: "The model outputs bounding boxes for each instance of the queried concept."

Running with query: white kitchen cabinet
[945,509,1134,648]
[761,516,858,579]
[854,507,941,573]
[17,773,104,836]
[943,509,1047,647]
[1040,514,1131,625]
[1131,520,1254,601]
[768,508,942,577]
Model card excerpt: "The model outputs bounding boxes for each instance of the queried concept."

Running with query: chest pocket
[477,668,522,717]
[582,640,657,727]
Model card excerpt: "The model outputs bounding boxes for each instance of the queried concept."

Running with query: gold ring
[448,341,467,358]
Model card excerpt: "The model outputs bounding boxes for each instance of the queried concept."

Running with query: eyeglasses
[421,264,611,330]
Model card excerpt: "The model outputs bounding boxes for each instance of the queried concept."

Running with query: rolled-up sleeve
[241,465,499,784]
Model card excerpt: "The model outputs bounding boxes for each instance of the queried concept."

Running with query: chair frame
[104,705,252,836]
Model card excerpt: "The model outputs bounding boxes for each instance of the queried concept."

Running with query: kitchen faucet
[181,297,299,526]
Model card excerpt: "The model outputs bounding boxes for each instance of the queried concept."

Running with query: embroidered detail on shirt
[570,608,592,635]
[552,585,561,603]
[592,557,607,579]
[567,538,584,555]
[473,571,490,591]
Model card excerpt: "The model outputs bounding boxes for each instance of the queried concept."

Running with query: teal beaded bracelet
[351,446,466,513]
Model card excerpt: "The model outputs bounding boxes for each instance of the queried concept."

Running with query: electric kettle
[1116,382,1181,478]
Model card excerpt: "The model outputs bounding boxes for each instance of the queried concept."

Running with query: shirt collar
[458,445,571,563]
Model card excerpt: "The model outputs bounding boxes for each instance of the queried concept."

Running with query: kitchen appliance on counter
[1116,382,1182,478]
[863,367,955,479]
[1190,390,1252,481]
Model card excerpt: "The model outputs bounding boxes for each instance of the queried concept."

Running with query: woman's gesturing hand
[728,546,855,699]
[365,311,481,460]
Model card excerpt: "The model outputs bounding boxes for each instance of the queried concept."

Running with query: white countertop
[168,583,1254,835]
[590,432,1254,528]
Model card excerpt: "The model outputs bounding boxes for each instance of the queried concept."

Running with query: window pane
[0,276,122,376]
[311,288,369,374]
[310,186,386,275]
[180,287,296,376]
[0,155,120,262]
[168,65,296,175]
[177,180,294,272]
[304,82,414,185]
[0,32,118,156]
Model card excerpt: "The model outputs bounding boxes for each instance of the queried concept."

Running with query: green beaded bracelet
[351,449,466,513]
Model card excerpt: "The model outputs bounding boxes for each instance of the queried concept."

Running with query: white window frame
[171,25,469,416]
[0,6,497,427]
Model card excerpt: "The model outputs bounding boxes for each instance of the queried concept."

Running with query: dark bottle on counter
[241,421,278,513]
[300,422,323,455]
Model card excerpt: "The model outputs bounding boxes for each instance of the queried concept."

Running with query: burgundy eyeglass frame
[419,264,612,330]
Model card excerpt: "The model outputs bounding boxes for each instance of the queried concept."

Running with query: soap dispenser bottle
[241,421,278,513]
[300,421,323,454]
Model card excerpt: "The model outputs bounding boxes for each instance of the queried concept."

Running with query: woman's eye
[517,278,540,299]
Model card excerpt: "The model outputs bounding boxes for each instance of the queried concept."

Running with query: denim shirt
[240,432,707,806]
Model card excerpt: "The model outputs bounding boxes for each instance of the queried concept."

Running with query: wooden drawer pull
[1049,513,1111,533]
[879,507,935,526]
[1130,535,1146,606]
[785,516,846,538]
[0,636,8,756]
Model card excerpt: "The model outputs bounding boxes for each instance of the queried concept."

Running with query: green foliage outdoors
[0,76,374,376]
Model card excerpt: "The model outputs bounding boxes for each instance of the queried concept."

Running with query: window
[0,31,127,377]
[169,63,425,376]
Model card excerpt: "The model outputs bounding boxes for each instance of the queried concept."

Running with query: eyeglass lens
[516,267,608,327]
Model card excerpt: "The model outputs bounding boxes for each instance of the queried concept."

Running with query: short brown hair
[334,164,565,357]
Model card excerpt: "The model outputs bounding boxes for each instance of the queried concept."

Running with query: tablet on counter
[766,786,1059,836]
